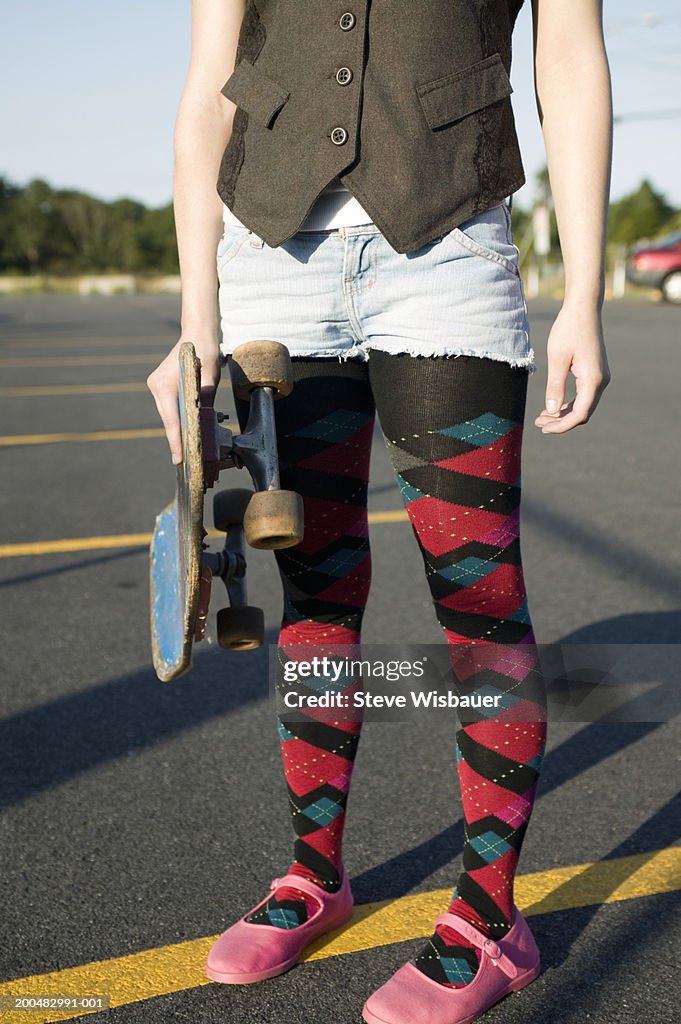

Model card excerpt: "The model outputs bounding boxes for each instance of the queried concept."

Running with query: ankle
[287,861,342,893]
[437,899,491,946]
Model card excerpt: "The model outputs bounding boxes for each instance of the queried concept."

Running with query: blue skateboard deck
[149,338,304,681]
[149,343,204,682]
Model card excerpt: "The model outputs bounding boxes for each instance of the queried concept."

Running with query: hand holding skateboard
[149,340,304,682]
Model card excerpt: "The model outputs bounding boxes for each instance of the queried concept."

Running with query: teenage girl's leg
[231,355,375,924]
[368,350,546,987]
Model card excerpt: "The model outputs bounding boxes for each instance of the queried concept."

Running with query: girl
[147,2,612,1021]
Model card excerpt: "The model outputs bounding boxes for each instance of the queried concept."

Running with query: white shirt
[222,176,374,231]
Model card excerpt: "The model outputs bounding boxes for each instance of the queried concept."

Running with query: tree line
[0,177,177,275]
[0,173,678,276]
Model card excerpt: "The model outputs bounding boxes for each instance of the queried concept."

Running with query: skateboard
[150,340,304,682]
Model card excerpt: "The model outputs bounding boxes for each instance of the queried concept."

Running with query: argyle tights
[231,351,546,986]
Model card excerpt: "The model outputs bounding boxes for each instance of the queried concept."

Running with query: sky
[2,1,680,212]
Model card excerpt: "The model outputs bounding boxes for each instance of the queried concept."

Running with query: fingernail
[546,399,558,413]
[172,453,182,465]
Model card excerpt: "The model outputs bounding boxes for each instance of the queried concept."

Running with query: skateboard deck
[150,344,204,681]
[149,339,304,682]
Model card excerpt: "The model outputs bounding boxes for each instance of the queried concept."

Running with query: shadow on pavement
[0,547,147,589]
[0,635,276,810]
[519,788,681,1023]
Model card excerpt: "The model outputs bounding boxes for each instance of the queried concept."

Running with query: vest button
[339,12,356,31]
[330,127,348,145]
[336,67,353,86]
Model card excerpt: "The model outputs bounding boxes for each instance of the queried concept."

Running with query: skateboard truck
[149,340,304,682]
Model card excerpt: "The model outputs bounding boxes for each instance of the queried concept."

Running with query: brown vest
[217,1,526,253]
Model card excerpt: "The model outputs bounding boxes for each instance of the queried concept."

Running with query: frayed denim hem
[337,342,537,373]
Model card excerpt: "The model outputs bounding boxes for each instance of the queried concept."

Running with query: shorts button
[339,12,356,30]
[336,67,353,85]
[331,126,348,145]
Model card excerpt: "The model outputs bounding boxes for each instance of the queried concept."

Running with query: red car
[627,229,681,303]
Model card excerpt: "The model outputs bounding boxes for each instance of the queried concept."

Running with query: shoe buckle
[483,938,502,961]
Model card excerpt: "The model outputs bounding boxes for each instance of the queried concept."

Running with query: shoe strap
[270,872,333,905]
[433,912,518,980]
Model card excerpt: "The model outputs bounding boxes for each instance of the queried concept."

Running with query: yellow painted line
[0,512,408,558]
[0,849,678,1022]
[0,383,148,397]
[0,428,165,447]
[369,509,409,523]
[0,353,161,368]
[0,534,157,558]
[324,847,681,957]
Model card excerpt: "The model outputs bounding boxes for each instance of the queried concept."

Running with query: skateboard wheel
[217,606,265,650]
[243,489,304,550]
[229,340,293,401]
[213,487,253,532]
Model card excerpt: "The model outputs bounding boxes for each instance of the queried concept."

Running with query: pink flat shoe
[362,905,540,1024]
[206,867,353,984]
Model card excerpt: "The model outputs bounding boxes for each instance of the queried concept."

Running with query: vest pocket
[416,53,513,130]
[221,60,291,129]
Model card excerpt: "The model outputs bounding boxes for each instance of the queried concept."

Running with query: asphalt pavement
[0,294,679,1024]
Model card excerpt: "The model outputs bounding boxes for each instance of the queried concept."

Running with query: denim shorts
[216,201,534,372]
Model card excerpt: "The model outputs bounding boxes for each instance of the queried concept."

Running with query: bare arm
[148,0,246,463]
[530,0,613,433]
